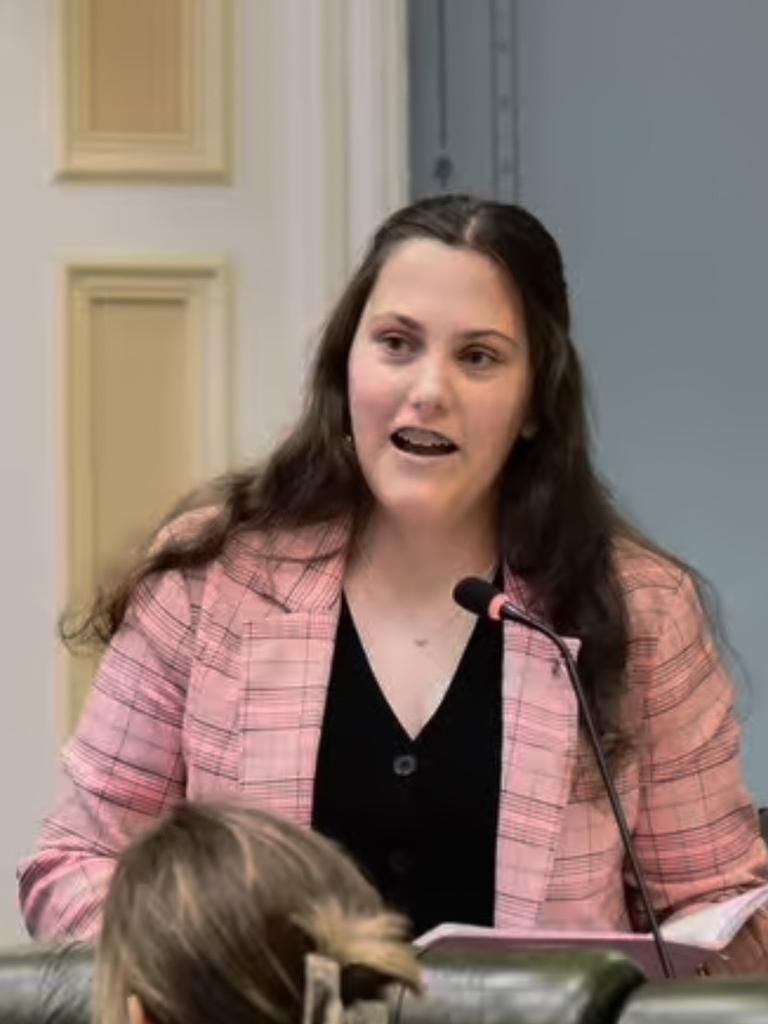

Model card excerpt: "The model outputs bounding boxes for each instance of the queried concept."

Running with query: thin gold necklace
[352,548,498,650]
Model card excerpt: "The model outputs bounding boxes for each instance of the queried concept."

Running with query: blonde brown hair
[96,802,421,1024]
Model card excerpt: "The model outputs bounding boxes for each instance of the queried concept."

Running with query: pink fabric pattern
[18,520,768,969]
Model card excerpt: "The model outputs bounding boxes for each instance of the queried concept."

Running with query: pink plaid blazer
[18,517,768,962]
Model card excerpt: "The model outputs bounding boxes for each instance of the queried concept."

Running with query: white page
[661,884,768,950]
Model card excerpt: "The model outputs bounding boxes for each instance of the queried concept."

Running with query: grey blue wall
[409,0,768,800]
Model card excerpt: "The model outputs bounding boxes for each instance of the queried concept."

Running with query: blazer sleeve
[17,566,195,940]
[628,570,768,967]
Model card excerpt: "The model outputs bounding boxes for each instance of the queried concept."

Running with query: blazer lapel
[236,524,581,923]
[240,607,341,826]
[238,522,349,826]
[495,570,580,927]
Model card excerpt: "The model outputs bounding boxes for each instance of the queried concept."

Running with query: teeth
[397,427,453,447]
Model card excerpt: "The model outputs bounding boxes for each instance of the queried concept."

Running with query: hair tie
[302,954,389,1024]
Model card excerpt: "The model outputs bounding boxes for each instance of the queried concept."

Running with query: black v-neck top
[311,595,504,936]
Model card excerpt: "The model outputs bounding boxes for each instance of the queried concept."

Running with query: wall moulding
[60,259,230,728]
[53,0,232,183]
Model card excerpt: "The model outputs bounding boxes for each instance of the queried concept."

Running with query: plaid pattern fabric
[18,522,768,966]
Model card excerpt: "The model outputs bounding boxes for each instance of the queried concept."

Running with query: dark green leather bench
[0,944,92,1024]
[401,946,644,1024]
[620,976,768,1024]
[2,941,768,1024]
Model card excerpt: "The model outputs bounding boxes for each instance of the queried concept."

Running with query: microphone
[453,576,676,980]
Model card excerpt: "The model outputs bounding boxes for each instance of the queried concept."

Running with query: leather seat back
[0,944,93,1024]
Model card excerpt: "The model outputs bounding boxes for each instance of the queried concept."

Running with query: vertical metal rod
[436,0,448,151]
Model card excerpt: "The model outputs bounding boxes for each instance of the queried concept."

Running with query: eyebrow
[369,312,519,347]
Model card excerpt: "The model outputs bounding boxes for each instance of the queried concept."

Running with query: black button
[393,753,418,777]
[389,850,410,875]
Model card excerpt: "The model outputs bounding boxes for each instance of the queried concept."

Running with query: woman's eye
[461,347,499,368]
[377,333,413,355]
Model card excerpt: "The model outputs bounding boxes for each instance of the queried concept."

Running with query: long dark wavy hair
[64,194,700,759]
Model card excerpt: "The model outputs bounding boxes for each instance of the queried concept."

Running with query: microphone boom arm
[452,577,675,979]
[498,599,675,980]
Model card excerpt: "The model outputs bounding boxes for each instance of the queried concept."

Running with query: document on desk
[661,882,768,949]
[414,884,768,979]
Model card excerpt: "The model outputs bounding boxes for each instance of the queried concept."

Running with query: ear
[127,995,148,1024]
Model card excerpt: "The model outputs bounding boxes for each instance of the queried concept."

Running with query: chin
[375,494,461,529]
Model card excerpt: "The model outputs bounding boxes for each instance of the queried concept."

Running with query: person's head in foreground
[96,802,421,1024]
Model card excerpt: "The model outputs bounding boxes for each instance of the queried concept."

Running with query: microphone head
[453,576,501,617]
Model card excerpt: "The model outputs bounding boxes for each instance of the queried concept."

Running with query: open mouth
[390,427,459,457]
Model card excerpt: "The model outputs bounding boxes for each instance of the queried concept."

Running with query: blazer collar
[232,519,578,656]
[502,563,581,658]
[232,519,351,613]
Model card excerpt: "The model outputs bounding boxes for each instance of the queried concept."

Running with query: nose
[408,351,452,417]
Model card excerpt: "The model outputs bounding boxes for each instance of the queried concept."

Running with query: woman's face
[347,238,533,532]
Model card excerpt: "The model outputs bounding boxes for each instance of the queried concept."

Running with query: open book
[414,883,768,978]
